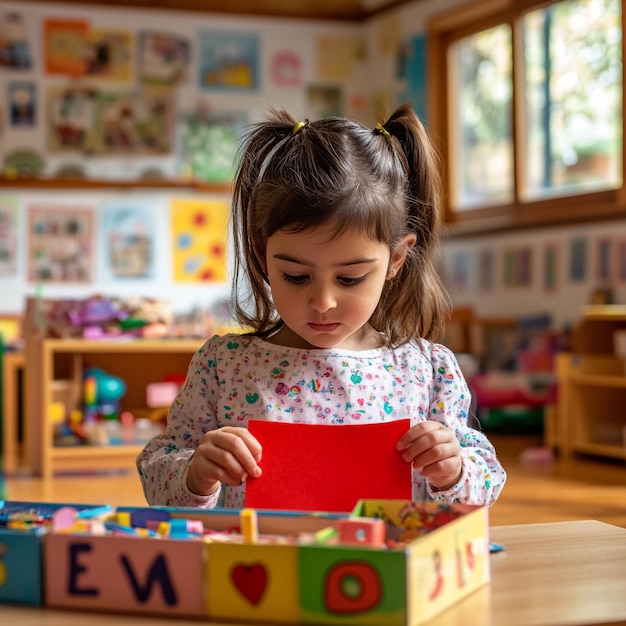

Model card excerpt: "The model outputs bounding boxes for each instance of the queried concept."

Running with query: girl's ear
[387,233,416,278]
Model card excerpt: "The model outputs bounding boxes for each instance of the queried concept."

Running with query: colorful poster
[139,31,190,85]
[198,31,259,91]
[93,89,174,154]
[44,18,89,76]
[47,85,98,152]
[0,196,18,276]
[396,34,428,123]
[0,12,32,69]
[8,81,35,127]
[101,202,155,280]
[179,109,247,183]
[596,237,613,281]
[306,85,343,119]
[543,244,559,291]
[618,238,626,283]
[315,34,364,80]
[569,237,587,283]
[83,28,133,81]
[170,198,229,283]
[27,206,93,283]
[270,50,303,88]
[477,248,494,291]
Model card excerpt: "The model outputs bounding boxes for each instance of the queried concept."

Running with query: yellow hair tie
[375,122,391,138]
[292,120,308,135]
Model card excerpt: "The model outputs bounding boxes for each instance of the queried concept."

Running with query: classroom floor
[4,433,626,528]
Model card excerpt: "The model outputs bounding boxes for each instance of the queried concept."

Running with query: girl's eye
[338,276,366,286]
[282,273,308,285]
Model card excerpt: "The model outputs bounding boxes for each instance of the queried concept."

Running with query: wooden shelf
[571,441,626,460]
[571,373,626,388]
[25,336,204,479]
[556,308,626,461]
[0,176,232,193]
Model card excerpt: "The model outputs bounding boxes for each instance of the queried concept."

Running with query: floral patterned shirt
[137,334,506,508]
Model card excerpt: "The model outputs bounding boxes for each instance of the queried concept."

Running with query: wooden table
[3,520,626,626]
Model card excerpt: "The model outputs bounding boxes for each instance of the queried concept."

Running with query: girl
[137,104,506,509]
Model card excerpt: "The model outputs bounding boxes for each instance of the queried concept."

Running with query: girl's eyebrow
[273,253,378,267]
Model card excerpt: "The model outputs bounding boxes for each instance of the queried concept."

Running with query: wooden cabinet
[24,338,202,480]
[556,305,626,460]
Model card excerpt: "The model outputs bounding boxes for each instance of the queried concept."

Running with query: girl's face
[264,223,409,350]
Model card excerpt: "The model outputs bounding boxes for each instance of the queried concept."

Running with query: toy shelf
[555,306,626,461]
[24,337,203,480]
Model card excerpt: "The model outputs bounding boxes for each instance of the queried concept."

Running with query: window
[429,0,623,234]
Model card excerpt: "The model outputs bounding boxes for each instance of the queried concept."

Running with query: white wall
[3,0,625,331]
[0,1,366,314]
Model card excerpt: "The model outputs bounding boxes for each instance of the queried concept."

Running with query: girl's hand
[396,421,463,491]
[186,427,263,496]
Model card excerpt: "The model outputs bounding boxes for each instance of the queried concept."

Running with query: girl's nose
[309,284,337,312]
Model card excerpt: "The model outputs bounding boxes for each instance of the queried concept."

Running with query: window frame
[427,0,626,236]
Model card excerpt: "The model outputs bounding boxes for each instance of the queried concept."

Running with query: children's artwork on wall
[138,31,190,85]
[617,238,626,283]
[101,202,155,280]
[179,108,247,183]
[170,198,229,283]
[595,237,613,282]
[503,247,532,288]
[450,250,472,293]
[315,34,365,81]
[8,81,35,127]
[47,85,98,153]
[477,248,494,291]
[27,206,94,283]
[269,50,303,88]
[395,34,427,123]
[3,148,45,176]
[306,85,343,119]
[377,15,401,58]
[93,89,174,154]
[0,196,18,276]
[83,28,134,81]
[44,18,89,76]
[569,237,588,283]
[543,244,559,292]
[198,30,260,91]
[44,19,133,80]
[0,12,32,69]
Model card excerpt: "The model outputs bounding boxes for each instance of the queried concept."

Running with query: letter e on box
[44,534,206,617]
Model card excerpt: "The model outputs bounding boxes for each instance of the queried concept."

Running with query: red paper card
[245,419,412,512]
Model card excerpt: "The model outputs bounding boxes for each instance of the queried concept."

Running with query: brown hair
[230,103,450,346]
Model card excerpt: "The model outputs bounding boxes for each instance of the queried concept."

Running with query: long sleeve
[136,339,222,507]
[419,342,507,506]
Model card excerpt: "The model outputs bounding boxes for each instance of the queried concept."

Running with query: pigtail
[370,103,450,343]
[231,109,296,333]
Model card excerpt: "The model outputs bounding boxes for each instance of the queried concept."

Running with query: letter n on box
[44,534,206,617]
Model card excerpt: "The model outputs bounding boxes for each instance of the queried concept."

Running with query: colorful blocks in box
[337,517,386,547]
[2,500,490,625]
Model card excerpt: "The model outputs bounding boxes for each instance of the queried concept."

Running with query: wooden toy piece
[337,518,386,547]
[240,508,258,544]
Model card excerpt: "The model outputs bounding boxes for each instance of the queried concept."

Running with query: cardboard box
[5,500,490,625]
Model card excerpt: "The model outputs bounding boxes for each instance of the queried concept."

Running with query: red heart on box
[231,563,268,605]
